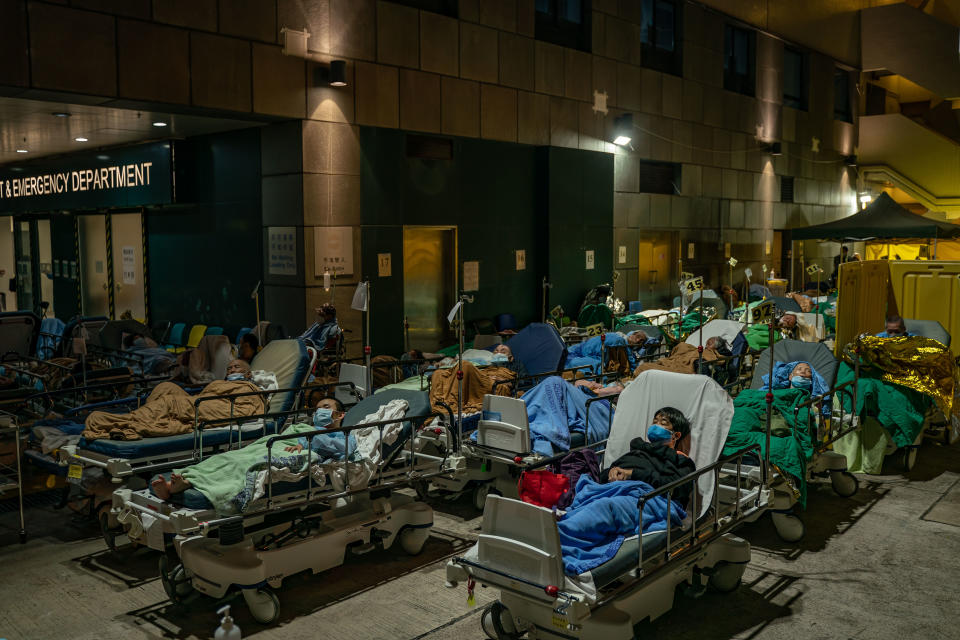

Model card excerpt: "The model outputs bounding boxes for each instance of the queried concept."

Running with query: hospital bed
[445,370,770,640]
[53,339,317,488]
[684,319,748,388]
[721,338,860,542]
[903,320,959,446]
[423,379,619,510]
[126,405,459,624]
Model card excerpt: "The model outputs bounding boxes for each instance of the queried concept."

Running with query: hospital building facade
[0,0,956,354]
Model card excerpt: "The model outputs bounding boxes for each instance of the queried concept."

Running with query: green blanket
[438,341,473,357]
[614,313,652,329]
[680,311,708,334]
[813,302,836,332]
[377,375,428,393]
[832,362,929,473]
[745,323,782,351]
[179,422,320,515]
[723,388,814,506]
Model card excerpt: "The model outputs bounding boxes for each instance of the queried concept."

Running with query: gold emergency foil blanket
[854,335,960,418]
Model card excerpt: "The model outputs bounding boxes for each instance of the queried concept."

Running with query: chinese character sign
[268,227,297,276]
[314,227,354,276]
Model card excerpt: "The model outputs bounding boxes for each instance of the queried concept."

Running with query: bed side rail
[635,444,763,576]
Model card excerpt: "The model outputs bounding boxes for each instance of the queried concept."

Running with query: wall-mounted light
[843,155,857,166]
[314,60,348,88]
[764,142,782,156]
[612,113,632,146]
[152,121,168,128]
[859,193,872,204]
[75,137,88,143]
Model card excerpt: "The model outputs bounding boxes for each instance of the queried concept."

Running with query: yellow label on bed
[67,464,83,479]
[552,615,568,629]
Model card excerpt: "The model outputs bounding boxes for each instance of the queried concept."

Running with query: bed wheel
[771,512,806,543]
[830,471,859,498]
[158,555,193,603]
[901,447,919,472]
[243,587,280,625]
[481,602,520,640]
[708,562,745,593]
[398,527,428,556]
[473,483,499,511]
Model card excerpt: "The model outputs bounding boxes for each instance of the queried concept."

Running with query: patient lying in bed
[150,397,345,504]
[82,360,265,441]
[633,337,724,376]
[557,407,694,575]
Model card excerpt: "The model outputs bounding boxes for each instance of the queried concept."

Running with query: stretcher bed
[445,370,770,640]
[121,405,462,624]
[720,338,859,542]
[54,339,316,483]
[423,377,618,510]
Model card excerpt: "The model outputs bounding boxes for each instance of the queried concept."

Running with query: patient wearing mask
[150,397,345,500]
[788,362,813,392]
[601,407,697,504]
[492,344,528,378]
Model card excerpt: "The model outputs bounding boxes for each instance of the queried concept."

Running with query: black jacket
[604,438,697,504]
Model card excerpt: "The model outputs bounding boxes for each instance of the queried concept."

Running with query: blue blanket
[471,377,613,456]
[566,333,635,374]
[558,475,686,575]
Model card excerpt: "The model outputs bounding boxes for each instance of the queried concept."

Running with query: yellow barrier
[835,260,891,353]
[889,261,960,356]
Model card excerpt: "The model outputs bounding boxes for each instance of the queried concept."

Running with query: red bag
[518,469,570,509]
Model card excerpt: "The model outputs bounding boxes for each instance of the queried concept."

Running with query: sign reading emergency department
[0,142,173,213]
[314,226,353,276]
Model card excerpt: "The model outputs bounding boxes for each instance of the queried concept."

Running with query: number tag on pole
[584,323,604,336]
[751,301,775,324]
[806,264,822,276]
[683,276,703,294]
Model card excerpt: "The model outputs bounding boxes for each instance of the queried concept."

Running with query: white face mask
[491,353,509,363]
[226,372,246,381]
[313,407,334,427]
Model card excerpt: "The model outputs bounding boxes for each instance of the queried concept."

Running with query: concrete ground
[1,440,958,640]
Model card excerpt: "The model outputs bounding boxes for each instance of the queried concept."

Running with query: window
[535,0,591,51]
[782,47,807,110]
[834,67,853,123]
[780,176,794,203]
[637,161,681,195]
[723,24,755,96]
[640,0,682,76]
[387,0,457,17]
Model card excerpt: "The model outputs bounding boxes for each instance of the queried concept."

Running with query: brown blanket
[429,361,516,415]
[83,379,265,441]
[633,342,718,376]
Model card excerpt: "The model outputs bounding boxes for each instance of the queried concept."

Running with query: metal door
[637,232,676,308]
[403,226,456,352]
[110,213,146,321]
[78,215,109,317]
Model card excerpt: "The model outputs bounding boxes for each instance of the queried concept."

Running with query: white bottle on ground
[214,605,241,639]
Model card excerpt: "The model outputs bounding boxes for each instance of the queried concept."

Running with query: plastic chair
[165,322,186,351]
[205,326,224,336]
[629,301,643,313]
[494,313,517,332]
[185,324,207,349]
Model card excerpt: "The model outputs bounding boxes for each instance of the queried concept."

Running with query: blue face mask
[313,407,334,427]
[491,353,509,363]
[648,424,674,444]
[226,373,246,381]
[791,375,813,390]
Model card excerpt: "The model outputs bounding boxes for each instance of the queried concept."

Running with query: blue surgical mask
[313,407,334,427]
[791,376,813,390]
[648,424,674,444]
[491,353,509,363]
[226,373,246,381]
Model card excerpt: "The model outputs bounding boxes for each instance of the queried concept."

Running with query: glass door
[110,213,146,321]
[14,220,35,312]
[78,215,110,317]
